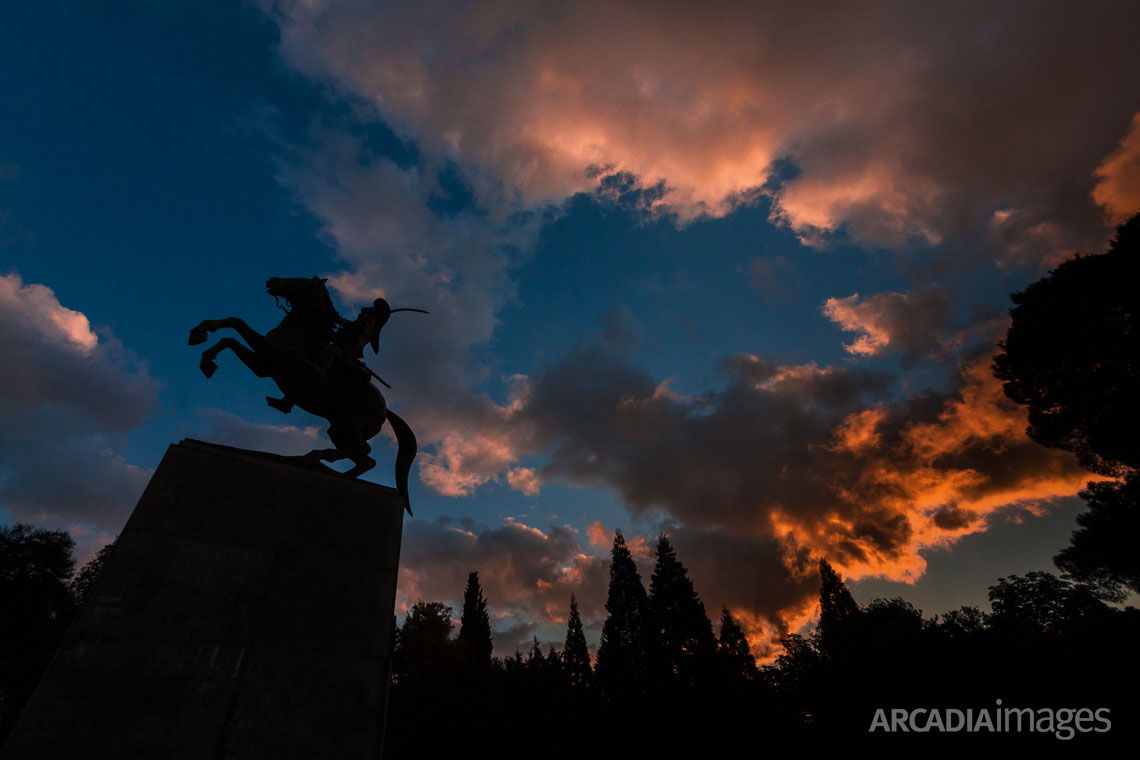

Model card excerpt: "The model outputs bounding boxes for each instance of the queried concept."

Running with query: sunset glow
[2,0,1138,667]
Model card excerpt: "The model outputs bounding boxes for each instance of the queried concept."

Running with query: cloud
[396,516,610,656]
[266,0,1140,258]
[252,2,1127,653]
[188,407,327,455]
[822,288,955,364]
[420,337,1088,652]
[505,467,541,496]
[268,126,545,492]
[0,273,158,528]
[1093,111,1140,224]
[585,520,609,547]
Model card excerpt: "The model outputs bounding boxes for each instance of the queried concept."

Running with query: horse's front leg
[188,317,269,352]
[200,337,271,379]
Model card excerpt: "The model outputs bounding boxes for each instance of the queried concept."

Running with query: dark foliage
[1054,473,1140,601]
[594,530,651,698]
[717,605,759,683]
[647,534,716,688]
[457,571,493,666]
[562,594,592,689]
[993,212,1140,476]
[68,539,116,608]
[0,524,77,742]
[815,557,859,660]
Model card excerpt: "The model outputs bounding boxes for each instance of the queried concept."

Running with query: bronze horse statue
[188,276,423,513]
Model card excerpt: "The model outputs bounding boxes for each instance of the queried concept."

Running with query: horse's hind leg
[301,446,375,476]
[200,337,270,379]
[309,425,375,478]
[343,450,376,479]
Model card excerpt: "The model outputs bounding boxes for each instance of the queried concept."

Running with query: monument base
[1,439,404,760]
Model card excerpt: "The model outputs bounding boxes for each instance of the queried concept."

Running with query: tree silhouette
[392,600,458,688]
[594,530,650,697]
[1054,474,1140,601]
[993,214,1140,605]
[457,571,493,666]
[992,212,1140,476]
[648,534,716,688]
[987,571,1107,635]
[68,538,116,608]
[815,558,859,661]
[562,594,592,689]
[1,524,77,742]
[716,606,758,683]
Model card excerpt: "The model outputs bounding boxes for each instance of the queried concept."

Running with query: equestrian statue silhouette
[188,276,427,513]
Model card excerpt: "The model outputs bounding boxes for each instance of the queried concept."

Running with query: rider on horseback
[189,276,426,505]
[266,298,388,413]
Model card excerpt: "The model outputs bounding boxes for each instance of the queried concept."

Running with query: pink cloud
[268,1,1140,258]
[506,467,542,496]
[0,273,157,530]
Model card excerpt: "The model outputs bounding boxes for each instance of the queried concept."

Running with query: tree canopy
[1,524,78,742]
[1053,474,1140,601]
[992,212,1140,476]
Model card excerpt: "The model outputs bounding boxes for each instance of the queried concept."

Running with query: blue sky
[3,0,1139,657]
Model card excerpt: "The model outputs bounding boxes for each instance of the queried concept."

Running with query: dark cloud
[931,505,976,531]
[0,274,158,528]
[822,287,955,365]
[465,339,1089,645]
[523,342,892,533]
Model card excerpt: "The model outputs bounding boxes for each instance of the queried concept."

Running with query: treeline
[5,522,1136,754]
[386,531,1140,756]
[0,525,113,743]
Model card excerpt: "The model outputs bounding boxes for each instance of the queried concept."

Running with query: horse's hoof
[200,358,218,378]
[188,327,208,345]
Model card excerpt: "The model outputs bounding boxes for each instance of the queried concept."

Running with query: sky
[2,0,1139,660]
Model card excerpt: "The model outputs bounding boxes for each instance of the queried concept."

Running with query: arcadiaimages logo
[868,700,1110,740]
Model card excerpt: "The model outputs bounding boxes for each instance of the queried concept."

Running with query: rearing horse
[188,276,418,513]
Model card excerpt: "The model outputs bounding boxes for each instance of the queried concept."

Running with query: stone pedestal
[1,439,404,760]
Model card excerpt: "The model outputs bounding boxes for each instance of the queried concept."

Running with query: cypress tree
[717,606,759,682]
[816,558,860,660]
[457,571,493,665]
[648,534,716,688]
[594,530,650,697]
[562,594,593,689]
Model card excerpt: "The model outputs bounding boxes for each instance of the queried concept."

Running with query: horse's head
[266,277,338,336]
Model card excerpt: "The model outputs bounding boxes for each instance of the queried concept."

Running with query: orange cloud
[585,521,609,547]
[779,354,1087,585]
[1093,111,1140,224]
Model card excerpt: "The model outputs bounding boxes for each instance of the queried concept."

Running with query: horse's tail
[386,409,417,515]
